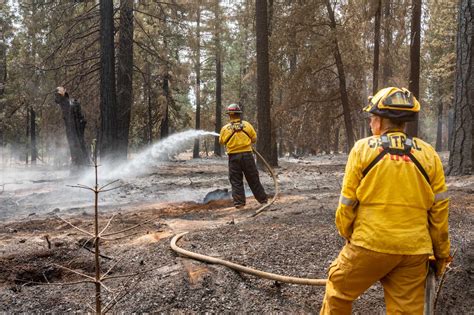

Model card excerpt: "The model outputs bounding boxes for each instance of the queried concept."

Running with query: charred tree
[256,0,277,167]
[145,61,153,144]
[214,52,222,156]
[30,108,37,165]
[326,0,355,149]
[373,0,382,94]
[193,3,201,159]
[99,0,118,160]
[334,127,340,154]
[406,0,422,137]
[436,101,443,151]
[54,88,89,169]
[0,26,4,147]
[448,0,473,175]
[214,1,222,157]
[382,0,393,86]
[160,72,170,139]
[25,109,29,164]
[116,0,134,160]
[0,24,5,98]
[160,15,170,140]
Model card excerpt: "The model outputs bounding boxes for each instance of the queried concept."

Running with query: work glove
[430,256,453,277]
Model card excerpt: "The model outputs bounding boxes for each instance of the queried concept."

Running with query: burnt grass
[0,157,473,314]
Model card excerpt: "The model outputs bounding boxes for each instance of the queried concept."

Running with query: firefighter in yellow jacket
[320,87,451,314]
[219,104,267,208]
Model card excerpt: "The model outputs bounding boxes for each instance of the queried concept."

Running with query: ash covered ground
[0,153,473,313]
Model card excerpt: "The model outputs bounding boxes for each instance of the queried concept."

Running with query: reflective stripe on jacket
[336,131,450,257]
[219,119,257,154]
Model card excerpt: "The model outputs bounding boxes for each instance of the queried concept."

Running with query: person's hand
[434,256,453,277]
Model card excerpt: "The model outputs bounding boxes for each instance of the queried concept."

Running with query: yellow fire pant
[320,243,429,315]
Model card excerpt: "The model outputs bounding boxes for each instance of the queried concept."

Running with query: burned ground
[0,155,472,313]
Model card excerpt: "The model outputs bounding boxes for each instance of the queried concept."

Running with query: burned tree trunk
[382,0,393,86]
[0,26,5,148]
[256,0,277,167]
[160,72,170,139]
[193,3,202,159]
[116,0,134,160]
[448,0,473,175]
[25,109,29,164]
[406,0,422,137]
[54,88,89,169]
[214,3,223,156]
[30,108,37,165]
[214,1,222,156]
[373,0,382,94]
[435,101,443,152]
[214,53,222,156]
[99,0,118,160]
[326,0,355,149]
[0,24,5,98]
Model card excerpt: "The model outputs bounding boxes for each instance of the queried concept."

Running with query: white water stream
[0,130,223,221]
[88,129,220,183]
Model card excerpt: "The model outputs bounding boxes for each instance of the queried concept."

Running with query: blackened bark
[278,126,283,158]
[54,90,89,169]
[161,14,170,140]
[448,0,473,175]
[116,0,134,160]
[268,0,278,165]
[436,101,443,151]
[215,54,222,156]
[193,3,201,158]
[382,0,393,86]
[145,61,153,144]
[373,0,382,94]
[214,1,222,157]
[99,0,118,160]
[0,28,4,146]
[160,72,170,139]
[30,108,37,165]
[448,107,454,150]
[25,110,29,164]
[326,0,355,149]
[406,0,422,137]
[334,127,340,154]
[256,0,276,166]
[0,26,5,97]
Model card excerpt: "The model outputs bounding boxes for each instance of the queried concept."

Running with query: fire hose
[251,147,279,217]
[170,232,327,286]
[168,141,446,311]
[169,146,327,286]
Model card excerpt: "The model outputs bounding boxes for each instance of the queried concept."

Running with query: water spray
[82,130,220,184]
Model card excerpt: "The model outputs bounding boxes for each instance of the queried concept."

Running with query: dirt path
[0,155,472,313]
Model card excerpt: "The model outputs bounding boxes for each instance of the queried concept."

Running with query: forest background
[0,0,471,174]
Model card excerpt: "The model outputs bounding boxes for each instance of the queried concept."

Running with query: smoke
[90,129,219,183]
[0,130,222,221]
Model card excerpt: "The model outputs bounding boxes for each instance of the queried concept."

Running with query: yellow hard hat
[363,87,420,122]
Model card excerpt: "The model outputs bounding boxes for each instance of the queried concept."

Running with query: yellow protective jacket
[219,119,257,154]
[336,131,450,258]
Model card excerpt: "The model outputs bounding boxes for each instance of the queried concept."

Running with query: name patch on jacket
[367,136,422,151]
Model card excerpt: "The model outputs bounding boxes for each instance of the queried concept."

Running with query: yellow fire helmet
[363,87,420,122]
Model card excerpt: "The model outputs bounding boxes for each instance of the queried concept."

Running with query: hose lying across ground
[169,148,326,286]
[251,148,279,217]
[170,232,327,286]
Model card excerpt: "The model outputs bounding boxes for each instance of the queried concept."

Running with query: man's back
[337,132,450,256]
